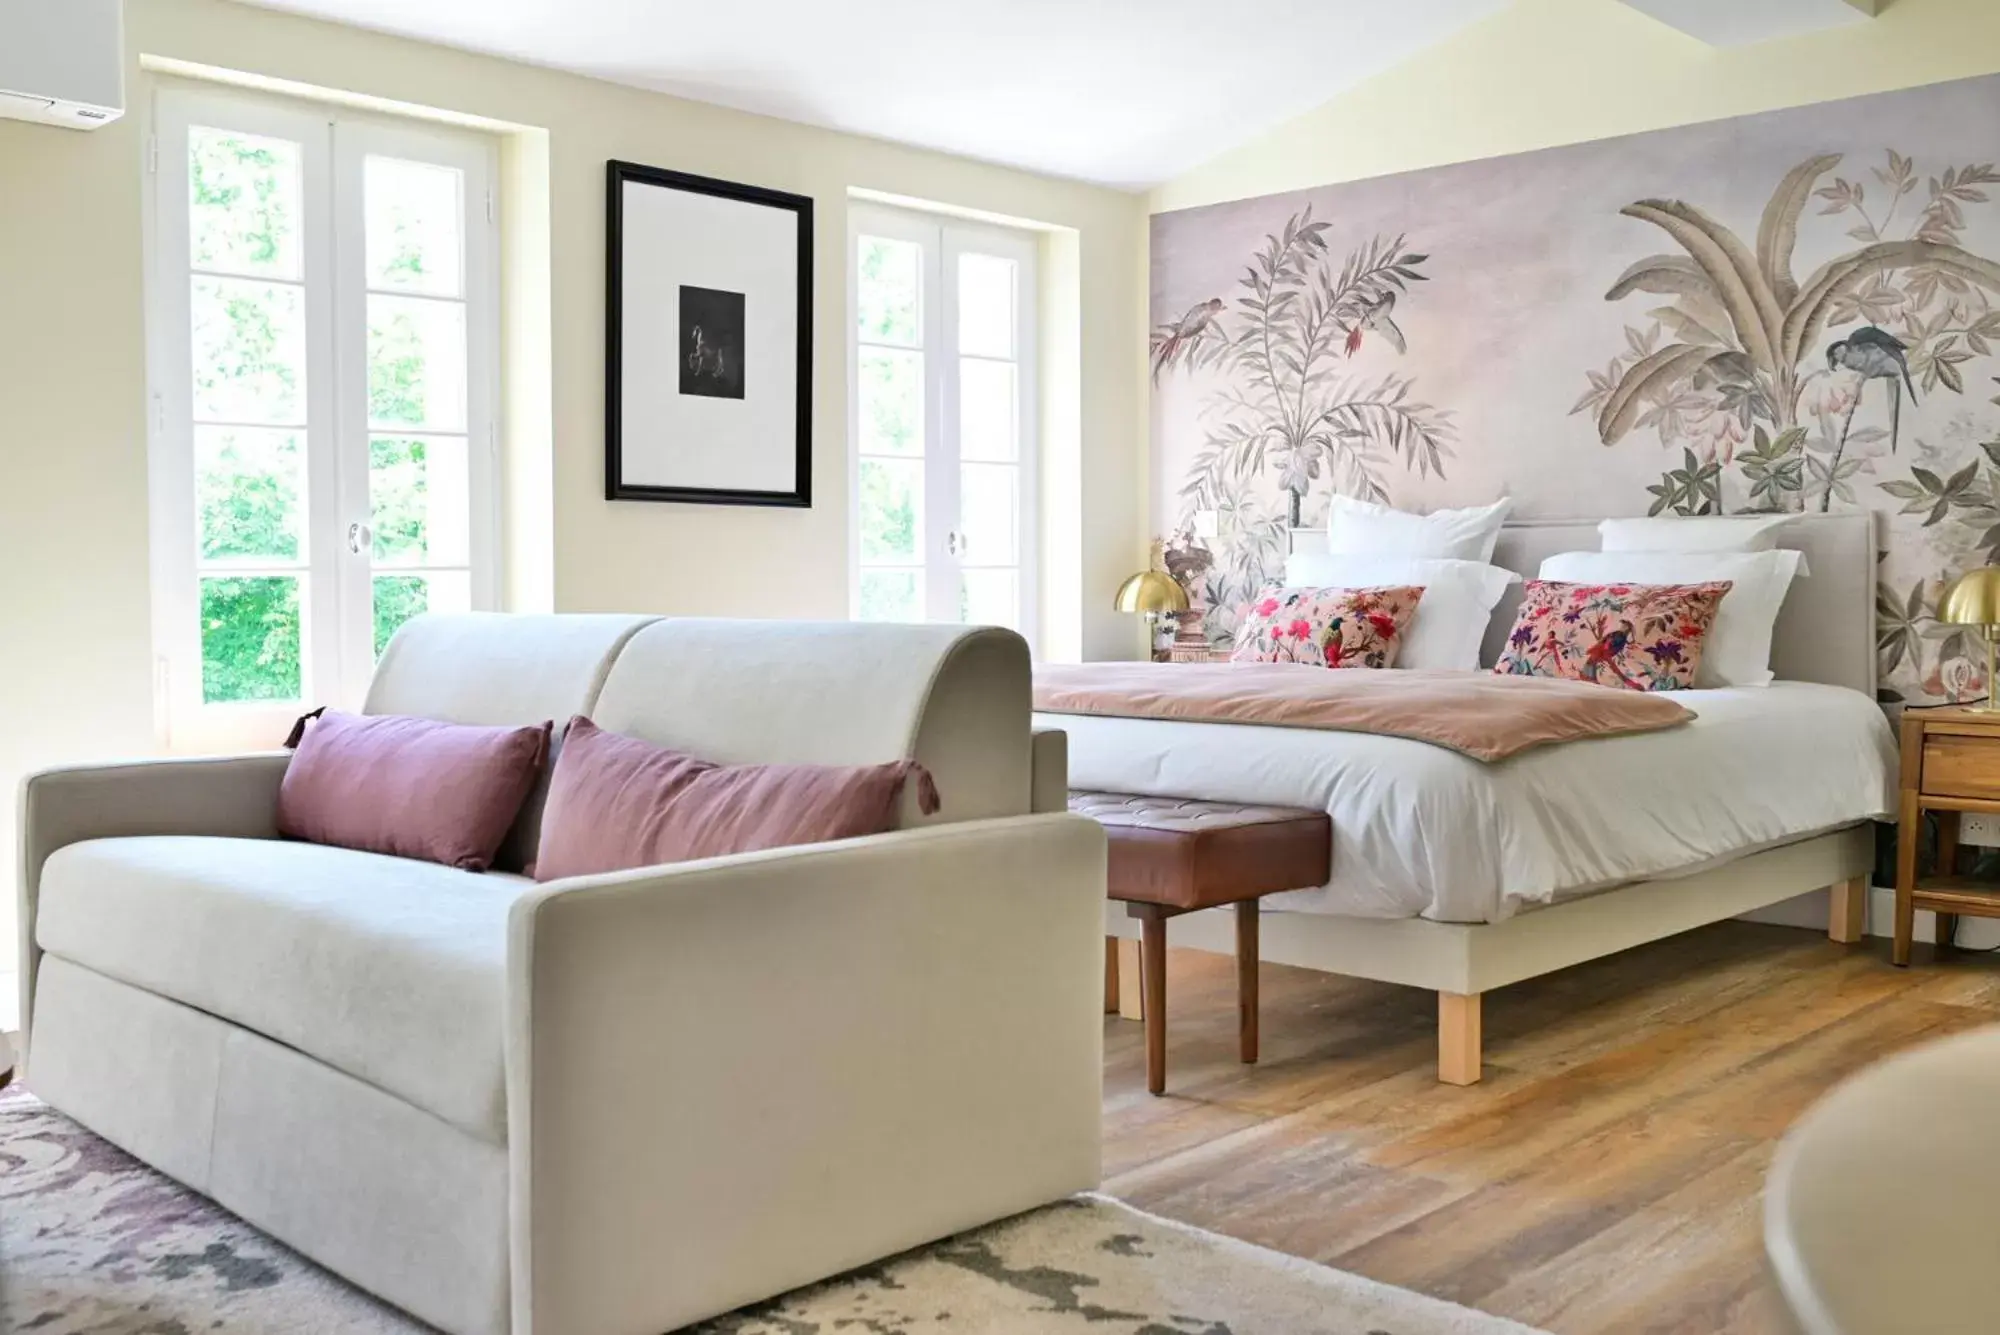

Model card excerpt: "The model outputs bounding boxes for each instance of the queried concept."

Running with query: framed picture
[606,160,813,506]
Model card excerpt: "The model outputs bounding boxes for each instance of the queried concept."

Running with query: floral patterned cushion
[1230,585,1425,669]
[1493,580,1732,691]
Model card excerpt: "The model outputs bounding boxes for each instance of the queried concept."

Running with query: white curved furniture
[18,614,1106,1335]
[1766,1024,2000,1335]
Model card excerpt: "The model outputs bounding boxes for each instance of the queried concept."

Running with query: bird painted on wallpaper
[1826,326,1918,451]
[1345,291,1407,357]
[1150,297,1226,382]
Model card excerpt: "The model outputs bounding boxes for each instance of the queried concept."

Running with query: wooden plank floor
[1103,921,2000,1334]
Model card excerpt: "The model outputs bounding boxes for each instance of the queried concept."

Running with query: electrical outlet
[1960,812,2000,847]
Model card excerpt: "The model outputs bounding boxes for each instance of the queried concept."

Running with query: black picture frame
[605,160,814,507]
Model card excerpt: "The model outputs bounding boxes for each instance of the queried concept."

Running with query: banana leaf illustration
[1597,155,2000,445]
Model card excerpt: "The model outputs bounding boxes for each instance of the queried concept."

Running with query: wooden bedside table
[1895,706,2000,965]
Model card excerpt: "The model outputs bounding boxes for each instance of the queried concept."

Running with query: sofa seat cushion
[35,835,526,1143]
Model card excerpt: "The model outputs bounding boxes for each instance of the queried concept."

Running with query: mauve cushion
[532,716,938,882]
[278,711,553,871]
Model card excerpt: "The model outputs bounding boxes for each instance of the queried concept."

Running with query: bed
[1044,513,1897,1084]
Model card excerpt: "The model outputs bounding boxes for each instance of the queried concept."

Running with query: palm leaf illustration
[1597,343,1729,443]
[1622,199,1785,376]
[1756,153,1844,308]
[1606,253,1723,305]
[1783,240,2000,368]
[1596,158,2000,447]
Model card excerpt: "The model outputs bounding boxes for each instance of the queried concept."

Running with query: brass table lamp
[1940,566,2000,710]
[1114,570,1190,638]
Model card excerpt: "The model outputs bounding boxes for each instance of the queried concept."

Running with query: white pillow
[1598,514,1793,554]
[1284,553,1518,670]
[1326,494,1513,563]
[1536,548,1805,688]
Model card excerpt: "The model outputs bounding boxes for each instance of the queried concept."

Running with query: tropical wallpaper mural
[1148,72,2000,703]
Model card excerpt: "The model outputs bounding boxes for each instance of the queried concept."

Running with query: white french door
[147,87,498,750]
[849,204,1038,649]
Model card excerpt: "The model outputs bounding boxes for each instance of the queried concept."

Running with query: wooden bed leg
[1116,938,1144,1020]
[1104,937,1120,1014]
[1828,875,1868,945]
[1438,991,1482,1086]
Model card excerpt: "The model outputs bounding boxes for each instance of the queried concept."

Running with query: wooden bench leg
[1828,875,1867,945]
[1236,900,1259,1065]
[1116,939,1144,1020]
[1438,991,1482,1086]
[1140,911,1168,1096]
[1104,937,1120,1014]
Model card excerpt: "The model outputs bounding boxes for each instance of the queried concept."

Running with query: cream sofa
[17,615,1106,1335]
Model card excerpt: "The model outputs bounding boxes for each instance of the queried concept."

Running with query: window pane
[192,276,306,425]
[859,570,921,622]
[196,427,303,562]
[960,358,1018,462]
[369,295,468,431]
[189,127,302,281]
[961,462,1019,566]
[365,156,463,297]
[373,570,471,658]
[858,347,922,456]
[201,575,302,703]
[371,435,470,566]
[857,236,920,344]
[859,458,922,562]
[958,253,1015,358]
[959,569,1019,630]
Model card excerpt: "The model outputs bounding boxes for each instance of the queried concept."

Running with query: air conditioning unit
[0,0,124,131]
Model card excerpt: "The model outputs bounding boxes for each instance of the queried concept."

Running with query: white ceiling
[1614,0,1876,47]
[229,0,1511,189]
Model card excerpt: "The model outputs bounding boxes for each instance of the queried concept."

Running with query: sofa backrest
[367,613,661,868]
[366,613,660,723]
[589,619,1033,827]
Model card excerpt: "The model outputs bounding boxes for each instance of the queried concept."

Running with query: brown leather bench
[1069,792,1332,1095]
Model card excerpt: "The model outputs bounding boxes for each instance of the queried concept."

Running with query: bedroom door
[849,203,1039,650]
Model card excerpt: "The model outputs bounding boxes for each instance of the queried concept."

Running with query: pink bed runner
[1032,662,1694,763]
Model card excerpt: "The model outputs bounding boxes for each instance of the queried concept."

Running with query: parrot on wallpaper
[1150,297,1225,382]
[1345,291,1406,356]
[1826,325,1918,452]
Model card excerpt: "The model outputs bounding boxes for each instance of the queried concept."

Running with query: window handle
[946,530,965,557]
[347,522,373,555]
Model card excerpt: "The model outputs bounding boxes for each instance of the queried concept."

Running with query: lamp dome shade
[1941,567,2000,627]
[1114,570,1189,615]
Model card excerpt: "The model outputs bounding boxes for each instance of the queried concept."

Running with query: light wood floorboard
[1102,920,2000,1335]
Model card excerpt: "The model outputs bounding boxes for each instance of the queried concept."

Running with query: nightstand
[1895,706,2000,965]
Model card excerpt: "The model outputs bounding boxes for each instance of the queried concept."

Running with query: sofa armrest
[17,752,292,1061]
[504,812,1107,1335]
[1030,727,1069,814]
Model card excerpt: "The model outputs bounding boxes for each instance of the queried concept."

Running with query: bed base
[1104,825,1874,1086]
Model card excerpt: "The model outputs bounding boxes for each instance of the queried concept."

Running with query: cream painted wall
[0,0,1149,976]
[1153,0,2000,213]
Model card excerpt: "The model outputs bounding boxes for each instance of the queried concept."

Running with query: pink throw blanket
[1031,662,1694,763]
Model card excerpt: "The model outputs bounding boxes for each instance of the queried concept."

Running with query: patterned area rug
[1,1084,1541,1333]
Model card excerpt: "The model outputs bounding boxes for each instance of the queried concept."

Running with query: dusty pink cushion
[532,716,939,882]
[277,710,552,871]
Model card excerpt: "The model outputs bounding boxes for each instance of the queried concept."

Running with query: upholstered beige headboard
[1289,513,1878,697]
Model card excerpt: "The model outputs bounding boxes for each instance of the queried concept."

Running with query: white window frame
[144,84,501,751]
[848,203,1039,651]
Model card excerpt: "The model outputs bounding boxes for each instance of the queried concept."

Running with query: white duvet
[1041,681,1896,924]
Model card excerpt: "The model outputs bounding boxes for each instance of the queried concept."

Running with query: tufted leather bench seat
[1069,791,1331,1095]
